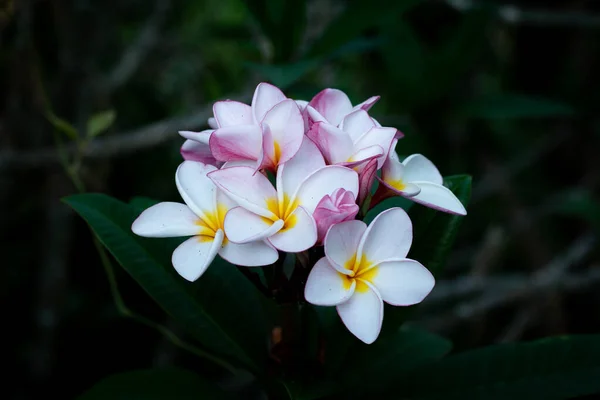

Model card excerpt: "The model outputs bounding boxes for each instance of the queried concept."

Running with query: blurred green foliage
[2,0,600,399]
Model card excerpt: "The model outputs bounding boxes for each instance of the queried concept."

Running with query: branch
[105,0,171,91]
[445,0,600,28]
[0,90,252,169]
[422,233,597,330]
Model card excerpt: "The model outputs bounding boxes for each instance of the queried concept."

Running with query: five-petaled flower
[304,208,435,344]
[376,139,467,215]
[208,138,359,252]
[131,161,278,281]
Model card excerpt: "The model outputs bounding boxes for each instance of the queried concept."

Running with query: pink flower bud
[313,188,359,243]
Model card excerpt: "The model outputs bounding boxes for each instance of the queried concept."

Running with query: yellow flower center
[264,193,299,231]
[387,178,406,191]
[195,203,229,243]
[340,252,378,293]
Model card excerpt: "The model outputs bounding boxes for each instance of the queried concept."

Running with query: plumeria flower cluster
[132,83,467,344]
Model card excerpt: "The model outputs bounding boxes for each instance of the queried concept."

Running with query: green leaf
[394,335,600,400]
[459,94,575,119]
[77,368,232,399]
[343,326,452,396]
[46,111,78,140]
[64,193,269,372]
[246,59,321,90]
[243,0,306,62]
[87,110,116,138]
[307,0,421,58]
[409,175,472,277]
[128,195,160,210]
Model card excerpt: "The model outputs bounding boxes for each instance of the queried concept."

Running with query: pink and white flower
[304,208,435,344]
[313,188,359,243]
[131,161,278,282]
[207,83,305,172]
[307,109,397,171]
[306,88,380,127]
[378,145,467,215]
[208,138,359,253]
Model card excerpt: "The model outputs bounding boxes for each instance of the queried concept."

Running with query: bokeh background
[2,0,600,398]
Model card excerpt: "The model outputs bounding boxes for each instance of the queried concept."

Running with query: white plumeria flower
[131,161,278,282]
[208,138,359,253]
[379,143,467,215]
[304,208,435,344]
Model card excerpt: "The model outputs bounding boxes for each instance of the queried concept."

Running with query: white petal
[377,177,421,197]
[208,166,278,219]
[358,207,412,264]
[305,257,356,306]
[340,109,376,143]
[175,161,218,218]
[402,154,443,184]
[252,82,286,123]
[353,127,397,169]
[352,95,380,112]
[336,281,383,344]
[132,202,200,238]
[268,206,317,252]
[370,259,435,306]
[410,182,467,215]
[295,166,359,214]
[295,99,308,111]
[172,231,223,282]
[346,145,384,169]
[219,240,279,266]
[277,138,325,203]
[213,100,253,127]
[223,206,283,243]
[208,117,218,129]
[324,220,367,273]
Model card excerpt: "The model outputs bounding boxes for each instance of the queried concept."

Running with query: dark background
[1,0,599,398]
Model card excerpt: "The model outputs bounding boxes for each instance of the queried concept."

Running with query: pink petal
[314,190,359,243]
[353,127,398,169]
[260,99,304,167]
[358,158,378,204]
[251,82,286,124]
[213,100,253,127]
[180,139,219,166]
[308,88,353,126]
[209,125,262,162]
[352,95,380,112]
[340,109,376,143]
[295,165,359,214]
[306,122,354,165]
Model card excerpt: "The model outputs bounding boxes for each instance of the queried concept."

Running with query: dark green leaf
[246,59,321,90]
[394,335,600,400]
[46,111,78,140]
[409,175,472,277]
[128,195,160,210]
[87,110,116,138]
[343,326,452,395]
[77,368,232,399]
[459,94,575,119]
[307,0,421,58]
[64,193,269,372]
